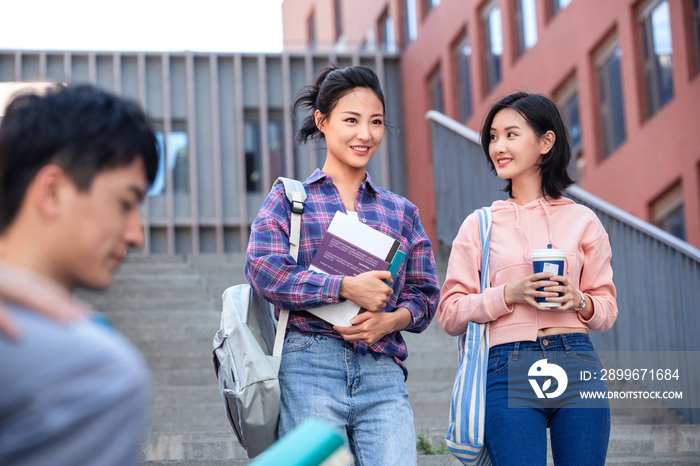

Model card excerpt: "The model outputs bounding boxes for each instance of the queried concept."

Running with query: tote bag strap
[271,177,307,358]
[477,207,492,293]
[446,207,493,466]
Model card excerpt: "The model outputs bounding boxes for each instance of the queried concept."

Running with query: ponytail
[292,65,385,144]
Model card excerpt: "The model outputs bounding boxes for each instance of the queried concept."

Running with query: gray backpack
[212,177,306,459]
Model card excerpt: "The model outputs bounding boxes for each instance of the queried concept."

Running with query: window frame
[638,0,675,118]
[650,181,686,240]
[594,37,627,158]
[425,0,441,17]
[691,0,700,75]
[429,67,444,113]
[482,0,503,93]
[555,77,583,181]
[402,0,418,47]
[453,33,474,122]
[378,8,397,53]
[514,0,538,57]
[550,0,573,19]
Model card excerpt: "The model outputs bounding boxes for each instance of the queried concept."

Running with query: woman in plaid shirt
[245,66,440,466]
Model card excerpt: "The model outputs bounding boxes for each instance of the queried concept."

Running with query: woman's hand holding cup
[542,275,579,310]
[504,272,562,311]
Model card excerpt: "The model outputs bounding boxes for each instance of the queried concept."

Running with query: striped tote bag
[445,207,493,466]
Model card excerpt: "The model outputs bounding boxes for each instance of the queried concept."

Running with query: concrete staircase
[74,254,700,466]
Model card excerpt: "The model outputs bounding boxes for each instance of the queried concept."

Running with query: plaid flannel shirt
[245,169,440,375]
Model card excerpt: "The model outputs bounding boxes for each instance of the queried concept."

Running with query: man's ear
[29,165,72,221]
[314,109,325,133]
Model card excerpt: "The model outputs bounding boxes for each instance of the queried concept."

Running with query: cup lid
[531,248,565,259]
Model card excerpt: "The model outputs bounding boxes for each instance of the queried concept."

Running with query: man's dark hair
[479,91,574,199]
[0,84,159,232]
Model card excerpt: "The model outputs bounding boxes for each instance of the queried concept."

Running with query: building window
[403,0,418,47]
[556,80,582,181]
[551,0,573,17]
[245,119,261,193]
[429,69,444,113]
[308,12,317,50]
[335,0,343,42]
[640,0,674,117]
[378,9,397,53]
[148,122,189,197]
[651,182,686,240]
[595,40,626,158]
[515,0,538,56]
[693,0,700,74]
[454,35,473,122]
[482,1,503,93]
[425,0,441,16]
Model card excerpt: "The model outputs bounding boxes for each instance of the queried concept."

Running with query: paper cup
[531,248,566,308]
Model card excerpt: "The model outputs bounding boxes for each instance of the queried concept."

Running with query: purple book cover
[310,232,390,277]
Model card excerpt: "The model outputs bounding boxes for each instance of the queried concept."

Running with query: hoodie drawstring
[511,203,531,260]
[539,198,555,248]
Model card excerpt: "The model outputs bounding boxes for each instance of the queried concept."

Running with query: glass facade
[430,70,444,113]
[515,0,538,56]
[403,0,418,46]
[640,0,674,117]
[379,9,396,53]
[425,0,441,15]
[483,2,503,92]
[148,129,189,197]
[597,46,626,157]
[245,120,262,193]
[693,0,700,74]
[551,0,572,17]
[454,36,473,122]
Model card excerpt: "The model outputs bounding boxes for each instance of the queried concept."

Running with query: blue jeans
[484,333,610,466]
[279,331,416,466]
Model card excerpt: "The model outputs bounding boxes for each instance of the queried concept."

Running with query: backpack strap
[271,177,307,358]
[274,177,307,261]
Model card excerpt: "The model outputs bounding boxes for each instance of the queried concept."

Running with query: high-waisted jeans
[484,333,610,466]
[278,331,416,466]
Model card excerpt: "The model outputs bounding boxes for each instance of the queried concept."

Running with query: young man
[0,84,159,465]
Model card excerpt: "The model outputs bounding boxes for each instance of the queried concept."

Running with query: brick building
[282,0,700,249]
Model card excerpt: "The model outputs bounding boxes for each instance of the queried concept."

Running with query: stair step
[113,322,219,343]
[151,369,216,387]
[145,432,248,462]
[87,299,215,312]
[144,461,250,466]
[83,289,212,301]
[95,254,697,464]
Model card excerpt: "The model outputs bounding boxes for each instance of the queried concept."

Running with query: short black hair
[293,65,386,143]
[0,84,158,232]
[479,91,574,199]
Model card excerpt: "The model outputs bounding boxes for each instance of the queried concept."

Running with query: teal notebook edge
[250,417,345,466]
[383,249,406,285]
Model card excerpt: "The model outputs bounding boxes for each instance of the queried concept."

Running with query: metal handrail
[425,110,700,261]
[426,110,700,423]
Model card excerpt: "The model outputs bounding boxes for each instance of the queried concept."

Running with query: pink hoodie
[437,196,617,348]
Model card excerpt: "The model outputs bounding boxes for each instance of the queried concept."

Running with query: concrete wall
[0,50,404,254]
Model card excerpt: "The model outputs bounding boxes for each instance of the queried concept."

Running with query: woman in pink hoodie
[438,92,617,465]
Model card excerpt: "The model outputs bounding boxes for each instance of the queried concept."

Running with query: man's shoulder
[1,304,143,367]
